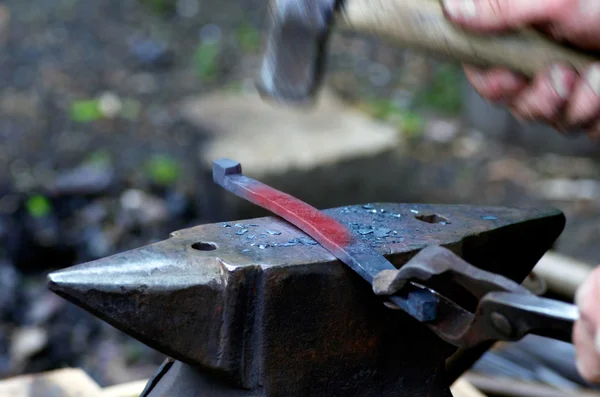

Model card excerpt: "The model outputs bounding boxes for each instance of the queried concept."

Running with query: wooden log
[465,372,600,397]
[450,377,487,397]
[0,368,103,397]
[533,251,594,298]
[101,379,148,397]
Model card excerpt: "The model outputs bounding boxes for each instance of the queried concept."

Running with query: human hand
[573,266,600,384]
[441,0,600,139]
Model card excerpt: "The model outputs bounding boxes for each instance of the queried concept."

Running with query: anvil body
[48,203,565,396]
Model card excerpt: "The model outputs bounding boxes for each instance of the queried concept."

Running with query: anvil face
[47,203,564,396]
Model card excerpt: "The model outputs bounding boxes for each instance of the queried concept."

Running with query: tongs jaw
[373,246,579,349]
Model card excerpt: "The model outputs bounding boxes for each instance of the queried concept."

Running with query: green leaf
[26,195,52,218]
[235,23,261,53]
[399,111,424,137]
[86,150,112,167]
[139,0,176,14]
[121,99,141,120]
[194,42,220,81]
[70,99,103,122]
[145,155,180,186]
[414,64,463,115]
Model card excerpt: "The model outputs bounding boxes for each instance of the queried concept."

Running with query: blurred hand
[573,266,600,384]
[441,0,600,139]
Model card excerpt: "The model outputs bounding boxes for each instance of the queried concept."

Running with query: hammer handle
[338,0,599,76]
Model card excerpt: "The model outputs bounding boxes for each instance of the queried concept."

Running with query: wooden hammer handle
[338,0,599,76]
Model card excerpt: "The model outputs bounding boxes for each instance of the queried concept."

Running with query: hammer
[256,0,600,105]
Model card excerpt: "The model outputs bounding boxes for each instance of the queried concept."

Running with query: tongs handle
[339,0,599,77]
[469,292,579,342]
[475,291,579,344]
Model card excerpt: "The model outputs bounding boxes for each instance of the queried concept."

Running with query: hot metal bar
[213,158,438,321]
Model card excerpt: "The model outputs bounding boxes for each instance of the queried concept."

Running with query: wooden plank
[533,251,593,298]
[465,373,600,397]
[0,370,490,397]
[450,377,487,397]
[0,368,103,397]
[104,377,488,397]
[101,379,148,397]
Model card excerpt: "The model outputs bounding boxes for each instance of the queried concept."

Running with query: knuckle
[486,0,508,19]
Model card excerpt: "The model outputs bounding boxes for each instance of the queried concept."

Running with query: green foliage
[194,42,220,81]
[86,150,112,167]
[398,111,425,137]
[235,23,261,53]
[69,99,102,122]
[121,99,141,120]
[145,155,180,186]
[69,96,140,122]
[26,195,52,218]
[139,0,176,15]
[360,99,425,137]
[413,64,463,115]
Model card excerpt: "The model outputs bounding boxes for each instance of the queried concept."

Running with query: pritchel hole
[192,242,218,251]
[415,214,450,225]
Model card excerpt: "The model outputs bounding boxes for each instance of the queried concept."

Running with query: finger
[576,266,600,325]
[463,64,527,102]
[573,320,600,383]
[442,0,571,32]
[555,0,600,51]
[566,65,600,128]
[509,64,577,121]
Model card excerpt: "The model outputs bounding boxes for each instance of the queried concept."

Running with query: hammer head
[256,0,338,105]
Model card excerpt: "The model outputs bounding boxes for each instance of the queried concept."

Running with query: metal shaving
[298,237,317,245]
[481,215,498,220]
[266,230,281,235]
[236,229,248,235]
[374,227,392,238]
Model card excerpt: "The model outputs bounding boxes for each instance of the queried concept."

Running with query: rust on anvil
[47,203,565,395]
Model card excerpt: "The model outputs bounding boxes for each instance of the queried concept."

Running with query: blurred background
[0,0,599,393]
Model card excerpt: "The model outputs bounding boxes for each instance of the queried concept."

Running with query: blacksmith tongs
[372,245,579,348]
[212,158,579,349]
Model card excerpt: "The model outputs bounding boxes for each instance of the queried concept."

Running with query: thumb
[441,0,568,31]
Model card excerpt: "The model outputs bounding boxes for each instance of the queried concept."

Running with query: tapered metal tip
[46,237,226,366]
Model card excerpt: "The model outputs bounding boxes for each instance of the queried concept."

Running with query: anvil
[46,198,565,396]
